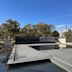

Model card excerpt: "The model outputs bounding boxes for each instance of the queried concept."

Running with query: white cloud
[55,24,72,31]
[56,24,65,28]
[55,24,65,31]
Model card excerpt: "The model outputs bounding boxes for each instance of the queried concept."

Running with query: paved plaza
[7,43,72,72]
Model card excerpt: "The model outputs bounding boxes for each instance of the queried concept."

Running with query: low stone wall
[15,36,39,44]
[15,36,58,44]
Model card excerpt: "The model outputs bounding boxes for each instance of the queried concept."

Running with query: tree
[21,24,32,36]
[3,19,20,33]
[63,29,72,38]
[2,19,20,38]
[0,25,9,38]
[52,30,59,37]
[35,23,51,37]
[49,24,55,32]
[22,23,55,37]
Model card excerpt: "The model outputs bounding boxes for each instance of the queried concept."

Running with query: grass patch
[0,41,4,45]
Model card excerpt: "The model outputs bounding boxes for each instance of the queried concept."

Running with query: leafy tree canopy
[2,19,20,33]
[52,30,59,37]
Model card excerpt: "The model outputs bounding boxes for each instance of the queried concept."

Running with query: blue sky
[0,0,72,30]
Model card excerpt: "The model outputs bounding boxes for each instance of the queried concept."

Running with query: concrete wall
[59,37,72,43]
[40,37,58,43]
[58,38,66,44]
[58,38,66,48]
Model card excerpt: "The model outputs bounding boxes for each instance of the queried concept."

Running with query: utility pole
[65,20,68,32]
